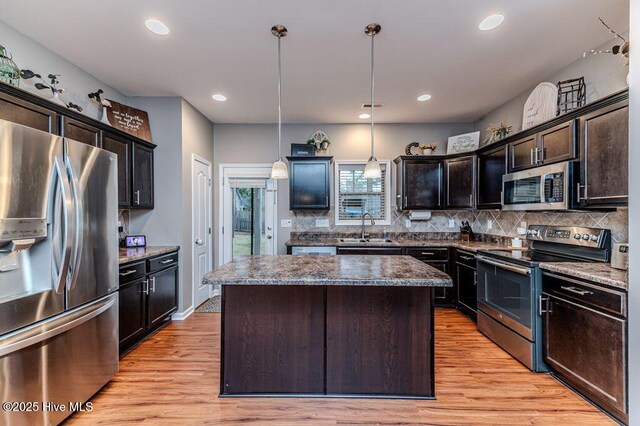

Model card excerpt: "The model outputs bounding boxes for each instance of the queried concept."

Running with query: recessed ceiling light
[212,94,227,102]
[479,14,504,31]
[359,113,370,119]
[145,19,170,35]
[417,94,432,102]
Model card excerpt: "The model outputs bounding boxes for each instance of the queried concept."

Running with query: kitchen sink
[338,238,394,243]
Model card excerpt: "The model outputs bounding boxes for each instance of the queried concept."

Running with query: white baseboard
[172,305,194,321]
[212,286,221,297]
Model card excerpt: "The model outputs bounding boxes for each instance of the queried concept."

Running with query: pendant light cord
[370,32,375,159]
[277,34,282,160]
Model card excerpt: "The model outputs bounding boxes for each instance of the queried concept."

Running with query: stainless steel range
[476,225,611,372]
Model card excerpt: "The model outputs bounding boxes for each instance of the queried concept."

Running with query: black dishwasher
[541,271,627,424]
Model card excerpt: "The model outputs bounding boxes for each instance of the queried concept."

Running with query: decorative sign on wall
[446,131,480,155]
[106,100,152,142]
[522,82,558,130]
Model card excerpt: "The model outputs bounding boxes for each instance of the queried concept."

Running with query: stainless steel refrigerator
[0,119,119,425]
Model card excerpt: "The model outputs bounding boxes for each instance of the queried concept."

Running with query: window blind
[337,164,386,221]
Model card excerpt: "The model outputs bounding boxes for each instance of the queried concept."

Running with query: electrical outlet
[520,221,527,229]
[315,219,330,228]
[487,220,493,230]
[280,219,292,228]
[448,219,455,228]
[405,219,412,228]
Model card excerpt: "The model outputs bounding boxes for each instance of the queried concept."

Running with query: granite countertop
[539,262,628,291]
[285,237,514,253]
[203,255,453,287]
[119,246,180,264]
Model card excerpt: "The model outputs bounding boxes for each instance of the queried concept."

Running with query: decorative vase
[100,104,111,126]
[422,149,434,156]
[50,91,66,107]
[0,44,20,87]
[321,140,329,151]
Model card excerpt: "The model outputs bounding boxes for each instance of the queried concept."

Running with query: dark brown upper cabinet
[61,117,101,146]
[395,156,444,210]
[508,121,577,173]
[508,134,537,172]
[132,143,155,209]
[477,145,506,209]
[102,132,132,208]
[537,120,576,166]
[0,90,58,133]
[445,155,476,209]
[578,99,628,208]
[287,156,332,210]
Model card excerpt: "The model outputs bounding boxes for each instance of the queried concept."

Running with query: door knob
[195,238,203,245]
[266,235,272,239]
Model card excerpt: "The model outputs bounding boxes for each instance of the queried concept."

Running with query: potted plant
[420,144,437,155]
[484,117,512,145]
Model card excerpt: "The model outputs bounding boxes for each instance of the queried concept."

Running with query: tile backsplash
[291,208,628,243]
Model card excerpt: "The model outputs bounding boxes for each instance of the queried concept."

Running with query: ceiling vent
[361,103,384,109]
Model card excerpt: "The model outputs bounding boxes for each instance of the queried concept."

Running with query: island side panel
[221,285,325,395]
[326,286,434,397]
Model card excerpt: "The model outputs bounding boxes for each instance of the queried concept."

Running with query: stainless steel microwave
[502,162,576,211]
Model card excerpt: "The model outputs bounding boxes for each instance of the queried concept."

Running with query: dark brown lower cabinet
[404,247,454,307]
[118,278,147,352]
[221,284,435,398]
[148,266,178,329]
[118,251,179,355]
[326,286,433,396]
[542,272,627,424]
[222,285,325,394]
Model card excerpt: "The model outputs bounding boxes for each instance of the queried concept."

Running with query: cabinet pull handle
[530,148,535,165]
[160,259,174,264]
[534,147,540,165]
[539,295,550,315]
[469,194,473,206]
[119,269,137,276]
[404,196,408,207]
[460,255,474,261]
[576,183,585,202]
[560,286,593,296]
[143,279,149,295]
[151,277,156,293]
[134,190,140,205]
[421,252,435,255]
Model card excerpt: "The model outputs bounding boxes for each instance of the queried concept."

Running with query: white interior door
[192,155,212,307]
[220,165,277,266]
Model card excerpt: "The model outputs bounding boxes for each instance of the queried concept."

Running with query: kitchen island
[203,255,453,399]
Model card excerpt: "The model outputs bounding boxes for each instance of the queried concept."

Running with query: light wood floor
[66,309,613,425]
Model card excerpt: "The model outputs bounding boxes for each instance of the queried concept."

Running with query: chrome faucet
[361,212,375,240]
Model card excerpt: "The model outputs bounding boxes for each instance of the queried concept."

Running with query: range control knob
[528,229,540,237]
[574,233,582,239]
[590,235,599,242]
[582,234,590,241]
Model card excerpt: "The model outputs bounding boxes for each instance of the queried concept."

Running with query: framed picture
[447,131,480,155]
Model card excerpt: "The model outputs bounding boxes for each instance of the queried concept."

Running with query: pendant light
[364,23,382,180]
[271,25,289,179]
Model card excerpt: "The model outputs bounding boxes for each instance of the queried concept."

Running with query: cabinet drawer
[542,272,626,317]
[148,252,179,273]
[405,247,449,261]
[118,261,146,283]
[455,250,476,268]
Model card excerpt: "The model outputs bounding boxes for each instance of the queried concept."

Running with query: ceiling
[0,0,629,124]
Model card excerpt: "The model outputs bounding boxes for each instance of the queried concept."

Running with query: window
[335,160,391,225]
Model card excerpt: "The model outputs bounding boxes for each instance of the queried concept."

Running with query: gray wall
[474,36,629,144]
[627,2,638,423]
[213,122,474,260]
[0,19,128,120]
[180,100,214,310]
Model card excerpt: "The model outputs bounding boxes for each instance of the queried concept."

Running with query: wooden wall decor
[106,99,152,142]
[522,82,558,130]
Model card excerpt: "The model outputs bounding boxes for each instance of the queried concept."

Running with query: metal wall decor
[557,77,586,115]
[0,44,20,87]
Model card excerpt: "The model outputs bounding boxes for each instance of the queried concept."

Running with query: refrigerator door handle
[52,155,74,294]
[65,153,84,291]
[0,294,116,358]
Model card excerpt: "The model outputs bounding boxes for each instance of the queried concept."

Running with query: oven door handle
[476,256,531,276]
